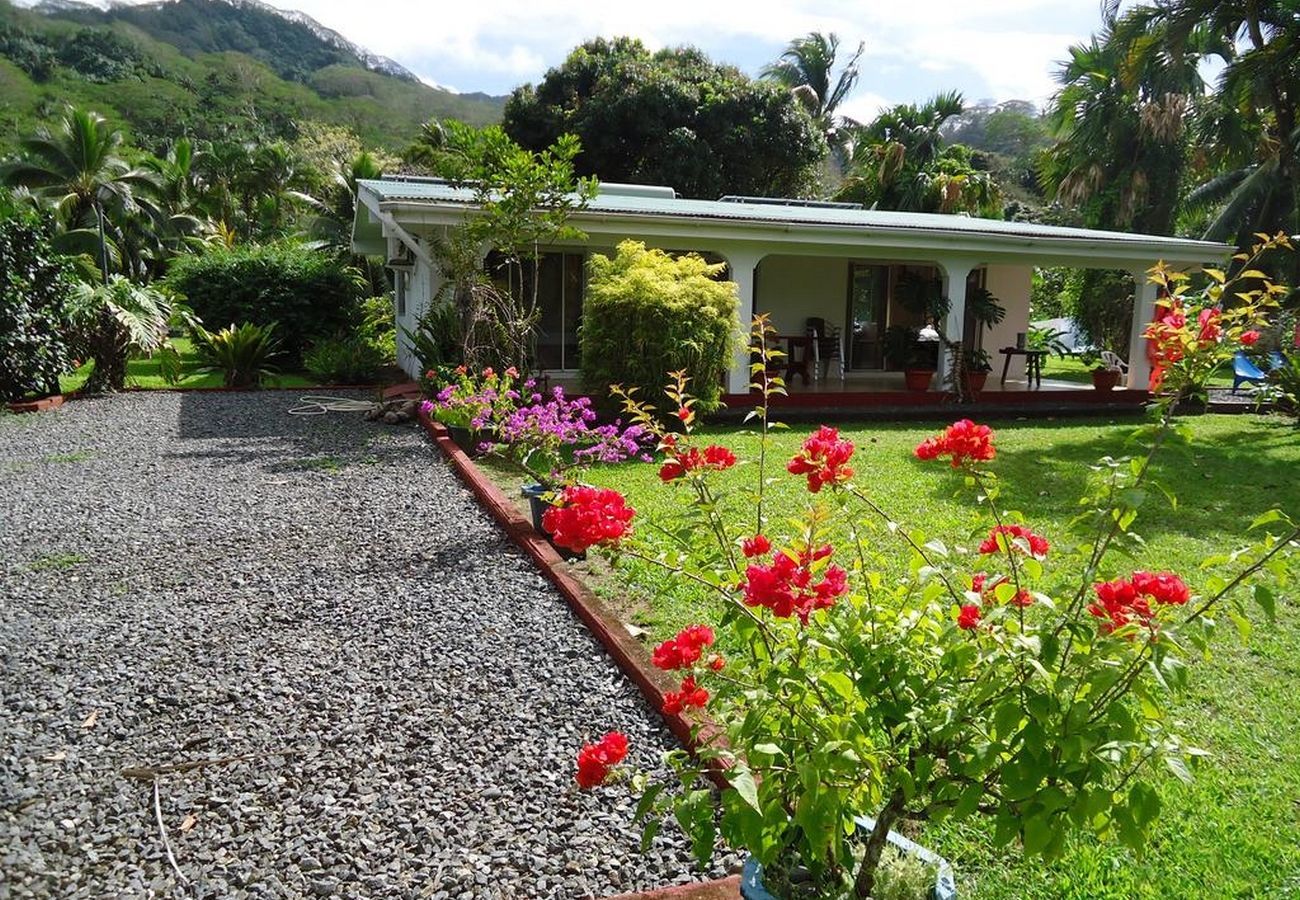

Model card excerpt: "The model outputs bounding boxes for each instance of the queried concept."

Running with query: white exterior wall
[395,260,441,378]
[981,265,1033,380]
[754,255,848,336]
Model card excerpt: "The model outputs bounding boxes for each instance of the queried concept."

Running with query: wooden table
[776,334,814,385]
[998,347,1048,388]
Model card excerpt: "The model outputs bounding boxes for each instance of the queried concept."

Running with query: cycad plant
[192,321,282,389]
[68,276,177,392]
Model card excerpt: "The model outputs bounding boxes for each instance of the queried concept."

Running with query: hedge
[165,243,366,364]
[580,241,739,414]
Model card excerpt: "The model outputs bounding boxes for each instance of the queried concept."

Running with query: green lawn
[517,413,1299,898]
[58,337,320,393]
[1041,354,1235,388]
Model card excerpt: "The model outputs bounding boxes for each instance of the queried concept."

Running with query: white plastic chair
[1100,350,1129,374]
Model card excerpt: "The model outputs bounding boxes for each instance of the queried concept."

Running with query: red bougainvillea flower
[542,486,635,553]
[482,367,495,378]
[978,524,1050,559]
[676,407,695,426]
[659,444,738,482]
[742,545,848,624]
[1197,308,1223,346]
[1144,301,1189,365]
[742,534,771,558]
[787,426,855,492]
[1240,330,1261,346]
[969,573,1033,607]
[914,419,996,468]
[662,675,709,716]
[454,365,468,375]
[651,625,716,670]
[505,366,520,378]
[575,731,630,788]
[709,655,726,671]
[957,604,982,630]
[1131,571,1190,605]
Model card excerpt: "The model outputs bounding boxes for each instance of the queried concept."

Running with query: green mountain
[0,0,504,153]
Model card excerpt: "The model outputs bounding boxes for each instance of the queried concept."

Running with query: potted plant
[423,365,524,455]
[960,347,992,394]
[1080,350,1123,391]
[565,256,1292,900]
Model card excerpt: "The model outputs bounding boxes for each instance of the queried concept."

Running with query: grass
[58,337,321,394]
[26,552,87,572]
[505,412,1300,899]
[1041,354,1234,388]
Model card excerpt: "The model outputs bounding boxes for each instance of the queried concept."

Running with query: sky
[256,0,1117,119]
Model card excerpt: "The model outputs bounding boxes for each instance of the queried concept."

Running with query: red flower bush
[786,426,855,492]
[542,486,635,553]
[1197,308,1223,346]
[914,419,996,468]
[662,675,709,715]
[742,545,847,624]
[651,625,716,670]
[970,573,1033,607]
[957,604,982,630]
[575,731,630,788]
[979,524,1050,559]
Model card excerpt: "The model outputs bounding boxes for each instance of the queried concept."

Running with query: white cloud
[241,0,1102,106]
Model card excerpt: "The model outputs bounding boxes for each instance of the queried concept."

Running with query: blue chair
[1232,351,1268,392]
[1269,350,1286,371]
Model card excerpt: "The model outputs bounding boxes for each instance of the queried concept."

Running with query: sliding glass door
[847,264,889,369]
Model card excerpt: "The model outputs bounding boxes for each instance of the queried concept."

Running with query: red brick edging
[415,409,741,899]
[5,394,65,414]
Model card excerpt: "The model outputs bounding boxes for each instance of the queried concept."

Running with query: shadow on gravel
[168,392,432,472]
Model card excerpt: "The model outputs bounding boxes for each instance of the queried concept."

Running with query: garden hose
[286,395,379,416]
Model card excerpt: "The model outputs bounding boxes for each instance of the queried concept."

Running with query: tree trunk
[852,789,906,898]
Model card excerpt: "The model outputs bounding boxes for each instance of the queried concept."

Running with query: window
[395,269,407,318]
[485,251,585,370]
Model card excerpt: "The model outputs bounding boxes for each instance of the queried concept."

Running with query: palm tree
[1,107,158,281]
[762,32,865,153]
[1146,0,1299,263]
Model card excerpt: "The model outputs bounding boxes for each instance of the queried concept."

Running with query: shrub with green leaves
[68,276,178,393]
[303,335,386,384]
[581,241,739,414]
[192,321,281,388]
[165,243,365,365]
[0,200,78,402]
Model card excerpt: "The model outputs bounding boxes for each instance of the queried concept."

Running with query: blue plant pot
[739,815,957,900]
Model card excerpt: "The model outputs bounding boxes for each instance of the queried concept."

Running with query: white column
[722,249,764,394]
[1126,268,1159,391]
[936,258,975,384]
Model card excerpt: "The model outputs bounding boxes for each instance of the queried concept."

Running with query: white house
[351,177,1228,397]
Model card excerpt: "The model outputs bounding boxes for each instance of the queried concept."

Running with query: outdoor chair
[806,317,846,382]
[1232,350,1268,393]
[1100,350,1129,375]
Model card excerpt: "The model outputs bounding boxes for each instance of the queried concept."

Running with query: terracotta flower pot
[963,371,990,395]
[903,369,935,392]
[1091,368,1122,391]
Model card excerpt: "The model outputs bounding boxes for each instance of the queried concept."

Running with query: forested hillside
[0,0,503,153]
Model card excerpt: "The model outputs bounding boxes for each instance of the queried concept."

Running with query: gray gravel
[0,391,731,899]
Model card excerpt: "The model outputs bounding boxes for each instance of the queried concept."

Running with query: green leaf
[752,743,784,757]
[1165,755,1193,784]
[730,767,761,812]
[634,783,664,824]
[1253,584,1277,622]
[953,782,984,819]
[1250,509,1285,530]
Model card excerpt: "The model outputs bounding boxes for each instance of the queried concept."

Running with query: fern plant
[192,321,282,389]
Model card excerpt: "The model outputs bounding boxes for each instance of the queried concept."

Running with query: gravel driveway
[0,391,725,899]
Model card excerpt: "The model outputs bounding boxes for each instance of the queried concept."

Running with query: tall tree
[1148,0,1299,269]
[836,91,1001,216]
[1,106,157,280]
[761,32,865,151]
[502,37,827,199]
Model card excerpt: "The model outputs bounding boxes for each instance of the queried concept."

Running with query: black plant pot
[521,482,585,561]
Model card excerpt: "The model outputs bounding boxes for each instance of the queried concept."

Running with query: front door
[847,264,889,369]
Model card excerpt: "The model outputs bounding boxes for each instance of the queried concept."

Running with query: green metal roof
[357,177,1227,259]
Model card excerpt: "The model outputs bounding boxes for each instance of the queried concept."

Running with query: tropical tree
[0,106,158,280]
[501,37,827,199]
[836,91,1001,216]
[1146,0,1300,278]
[761,32,865,153]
